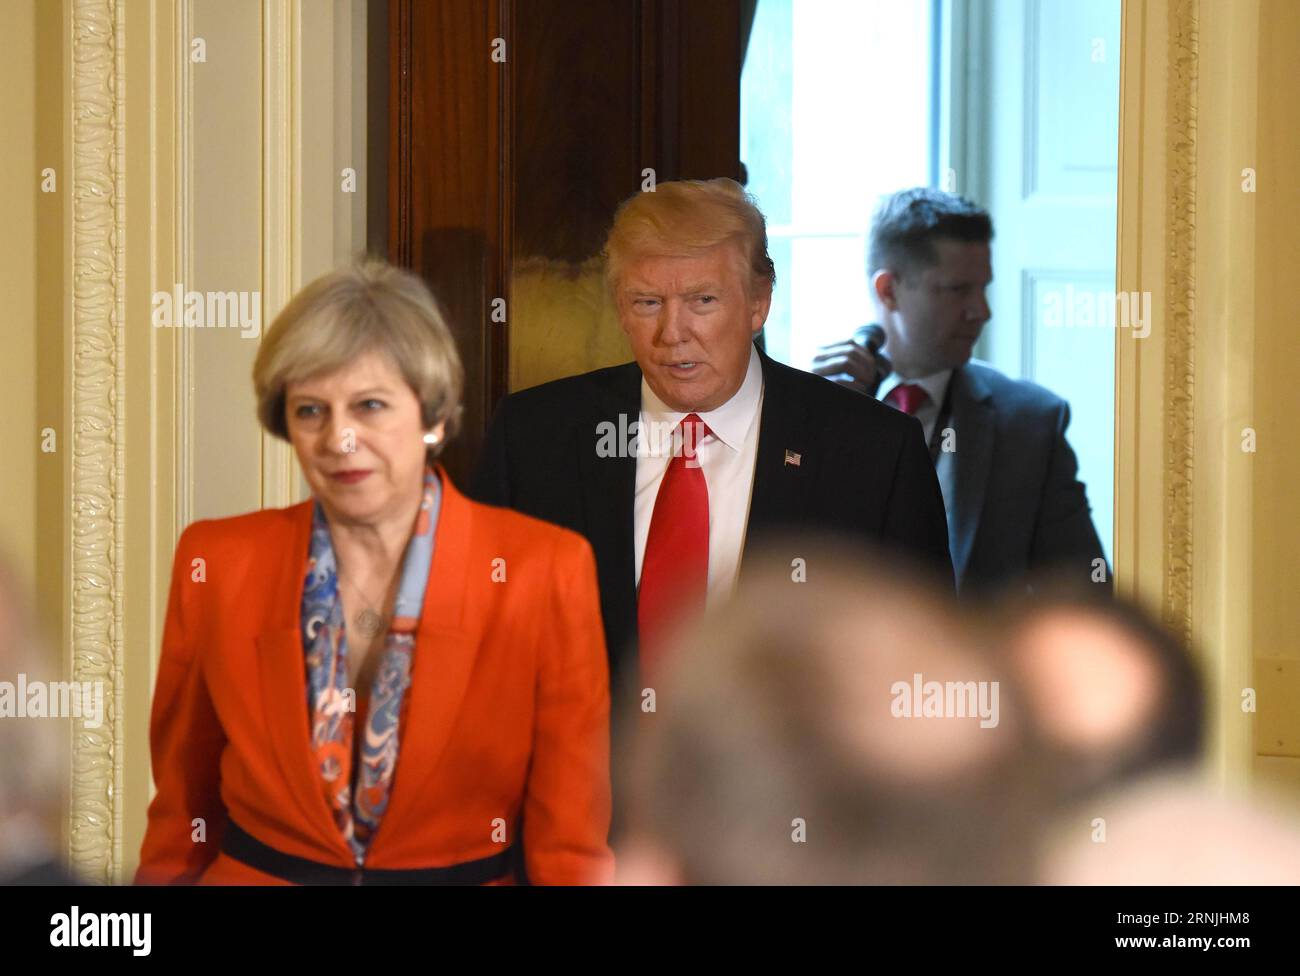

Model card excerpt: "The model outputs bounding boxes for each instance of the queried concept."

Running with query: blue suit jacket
[939,360,1108,592]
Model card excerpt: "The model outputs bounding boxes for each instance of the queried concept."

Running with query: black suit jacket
[940,360,1108,591]
[471,346,953,691]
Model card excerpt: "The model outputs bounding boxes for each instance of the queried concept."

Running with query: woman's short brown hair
[252,258,464,455]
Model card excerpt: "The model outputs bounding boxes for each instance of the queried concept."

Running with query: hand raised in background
[810,324,891,396]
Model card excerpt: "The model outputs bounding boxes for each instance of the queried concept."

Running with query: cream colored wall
[0,1,39,583]
[176,0,373,870]
[148,0,371,875]
[300,0,370,277]
[122,0,181,887]
[0,0,368,882]
[185,0,369,522]
[1116,0,1300,798]
[0,0,69,852]
[0,0,66,677]
[1248,0,1300,790]
[186,0,266,523]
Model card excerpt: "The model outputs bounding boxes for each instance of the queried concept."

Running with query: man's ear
[872,269,900,312]
[749,280,773,335]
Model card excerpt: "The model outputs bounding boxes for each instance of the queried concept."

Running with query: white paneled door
[975,0,1122,564]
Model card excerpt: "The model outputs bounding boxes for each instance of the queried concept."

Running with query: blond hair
[252,258,464,456]
[603,178,776,295]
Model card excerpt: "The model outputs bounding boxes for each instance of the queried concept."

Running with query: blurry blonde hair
[603,178,776,296]
[252,258,464,457]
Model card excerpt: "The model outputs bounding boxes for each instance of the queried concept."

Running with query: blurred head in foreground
[999,590,1300,883]
[997,585,1205,803]
[618,541,1051,884]
[1043,772,1300,884]
[0,555,75,883]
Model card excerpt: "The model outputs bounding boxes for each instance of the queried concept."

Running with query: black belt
[220,820,516,885]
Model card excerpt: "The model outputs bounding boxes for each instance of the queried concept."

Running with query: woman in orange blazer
[136,260,613,885]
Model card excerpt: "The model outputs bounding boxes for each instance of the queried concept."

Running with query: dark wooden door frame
[379,0,743,475]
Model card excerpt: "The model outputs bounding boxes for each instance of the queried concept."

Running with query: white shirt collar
[640,343,764,453]
[878,367,953,412]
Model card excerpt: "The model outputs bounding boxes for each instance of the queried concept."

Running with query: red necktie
[638,413,711,680]
[885,382,929,415]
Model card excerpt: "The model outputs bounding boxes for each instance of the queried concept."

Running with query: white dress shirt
[633,344,765,607]
[878,367,957,533]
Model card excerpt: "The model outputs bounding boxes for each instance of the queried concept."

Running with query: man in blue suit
[813,188,1108,593]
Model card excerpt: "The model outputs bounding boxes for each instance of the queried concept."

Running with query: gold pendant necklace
[340,574,391,639]
[354,607,385,639]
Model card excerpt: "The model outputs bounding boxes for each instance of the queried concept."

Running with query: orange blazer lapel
[248,470,486,858]
[253,499,355,861]
[380,472,487,833]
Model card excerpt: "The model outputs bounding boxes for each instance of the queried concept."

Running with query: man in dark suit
[813,188,1108,593]
[472,178,952,696]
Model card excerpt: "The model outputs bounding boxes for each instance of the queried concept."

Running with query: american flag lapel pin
[784,449,801,467]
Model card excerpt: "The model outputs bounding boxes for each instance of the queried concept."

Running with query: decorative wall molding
[260,0,300,510]
[1118,0,1267,787]
[1163,0,1197,649]
[68,0,126,883]
[65,0,356,880]
[177,0,194,536]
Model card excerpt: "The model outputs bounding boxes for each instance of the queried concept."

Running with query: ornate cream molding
[1163,0,1197,649]
[261,0,301,509]
[68,0,126,883]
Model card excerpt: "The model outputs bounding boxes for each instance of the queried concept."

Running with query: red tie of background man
[885,382,929,416]
[638,413,711,680]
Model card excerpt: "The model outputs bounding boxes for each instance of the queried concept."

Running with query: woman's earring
[423,430,441,446]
